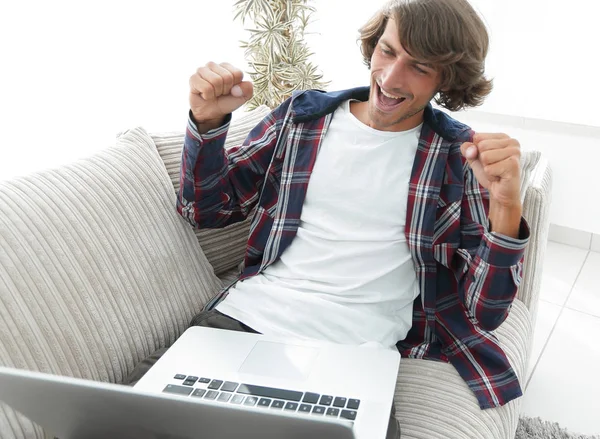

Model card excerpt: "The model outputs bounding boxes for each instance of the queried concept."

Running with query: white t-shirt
[216,100,422,348]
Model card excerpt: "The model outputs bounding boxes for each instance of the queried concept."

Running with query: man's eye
[381,47,393,56]
[414,66,427,74]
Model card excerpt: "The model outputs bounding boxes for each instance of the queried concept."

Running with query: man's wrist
[192,113,226,135]
[489,200,522,238]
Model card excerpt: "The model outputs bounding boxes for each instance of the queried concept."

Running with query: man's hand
[189,62,254,133]
[460,133,521,208]
[460,133,523,237]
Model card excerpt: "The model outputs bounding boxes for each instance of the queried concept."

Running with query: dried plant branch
[234,0,329,110]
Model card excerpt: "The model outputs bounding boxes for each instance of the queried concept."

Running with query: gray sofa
[0,105,552,438]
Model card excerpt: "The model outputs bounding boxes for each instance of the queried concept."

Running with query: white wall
[0,0,249,181]
[451,111,600,234]
[1,0,599,233]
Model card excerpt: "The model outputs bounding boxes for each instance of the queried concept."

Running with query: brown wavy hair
[359,0,493,111]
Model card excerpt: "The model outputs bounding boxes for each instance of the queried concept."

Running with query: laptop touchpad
[238,341,320,381]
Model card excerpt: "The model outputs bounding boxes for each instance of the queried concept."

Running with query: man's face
[367,18,442,132]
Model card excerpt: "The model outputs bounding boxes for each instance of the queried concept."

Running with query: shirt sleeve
[176,102,288,229]
[455,165,530,331]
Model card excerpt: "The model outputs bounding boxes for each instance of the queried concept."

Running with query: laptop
[0,326,400,439]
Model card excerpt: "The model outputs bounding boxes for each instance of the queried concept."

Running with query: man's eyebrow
[412,60,434,69]
[380,38,435,70]
[379,39,395,51]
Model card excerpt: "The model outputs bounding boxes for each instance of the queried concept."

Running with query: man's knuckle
[198,67,212,79]
[199,84,213,97]
[479,151,489,165]
[213,76,224,89]
[223,71,234,85]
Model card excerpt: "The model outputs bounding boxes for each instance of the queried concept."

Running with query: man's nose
[380,60,407,91]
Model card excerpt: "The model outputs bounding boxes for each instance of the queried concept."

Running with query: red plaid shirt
[177,87,530,409]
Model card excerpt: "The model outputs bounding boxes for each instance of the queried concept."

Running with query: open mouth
[375,83,407,112]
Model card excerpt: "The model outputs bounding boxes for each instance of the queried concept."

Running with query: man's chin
[369,108,407,128]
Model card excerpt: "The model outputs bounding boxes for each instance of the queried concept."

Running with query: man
[126,0,529,437]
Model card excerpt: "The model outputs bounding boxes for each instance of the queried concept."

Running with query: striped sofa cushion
[0,127,223,438]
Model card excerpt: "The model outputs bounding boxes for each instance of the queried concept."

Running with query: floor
[521,241,600,436]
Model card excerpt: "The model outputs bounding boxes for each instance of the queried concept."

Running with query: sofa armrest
[517,156,553,324]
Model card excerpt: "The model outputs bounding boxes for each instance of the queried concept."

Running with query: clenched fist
[460,133,521,209]
[189,62,254,133]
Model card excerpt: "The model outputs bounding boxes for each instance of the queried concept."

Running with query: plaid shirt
[177,87,530,409]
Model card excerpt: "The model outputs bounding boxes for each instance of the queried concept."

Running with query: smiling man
[126,0,530,437]
[354,17,440,133]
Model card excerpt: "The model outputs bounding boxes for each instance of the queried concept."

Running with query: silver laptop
[0,326,400,439]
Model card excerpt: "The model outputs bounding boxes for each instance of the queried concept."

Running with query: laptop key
[221,381,239,392]
[182,379,196,386]
[326,408,340,417]
[340,410,357,421]
[347,399,361,410]
[299,404,312,413]
[284,402,299,411]
[244,396,259,407]
[258,398,272,407]
[319,395,333,406]
[191,389,206,398]
[231,395,245,405]
[208,380,224,390]
[271,400,285,409]
[312,406,326,415]
[186,376,199,382]
[237,384,303,402]
[205,390,219,400]
[198,378,211,384]
[302,392,320,404]
[174,374,186,380]
[333,397,347,408]
[162,385,193,396]
[217,392,232,403]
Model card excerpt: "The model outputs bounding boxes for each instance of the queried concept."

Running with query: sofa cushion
[394,299,532,439]
[0,127,222,438]
[217,266,243,290]
[150,106,272,277]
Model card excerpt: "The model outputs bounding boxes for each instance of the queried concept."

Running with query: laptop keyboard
[162,374,360,421]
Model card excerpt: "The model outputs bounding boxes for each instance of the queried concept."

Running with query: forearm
[461,217,530,330]
[177,104,285,229]
[489,200,522,238]
[177,114,244,228]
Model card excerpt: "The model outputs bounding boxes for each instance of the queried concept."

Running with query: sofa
[0,105,552,439]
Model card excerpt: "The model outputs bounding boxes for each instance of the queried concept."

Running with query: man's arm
[176,61,287,229]
[489,201,522,238]
[176,105,286,229]
[455,164,529,331]
[454,132,530,331]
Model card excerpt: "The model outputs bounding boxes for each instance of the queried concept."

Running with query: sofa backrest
[0,128,222,438]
